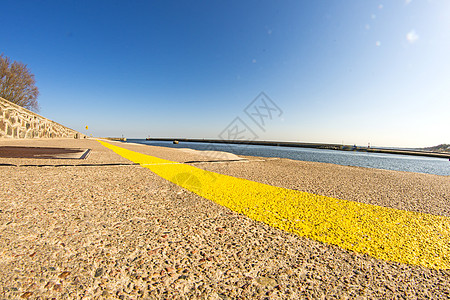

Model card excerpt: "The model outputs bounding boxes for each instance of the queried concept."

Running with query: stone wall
[0,97,84,139]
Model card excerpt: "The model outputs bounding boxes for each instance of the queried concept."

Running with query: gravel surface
[0,139,449,299]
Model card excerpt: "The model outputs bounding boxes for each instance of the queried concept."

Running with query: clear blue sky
[2,0,449,147]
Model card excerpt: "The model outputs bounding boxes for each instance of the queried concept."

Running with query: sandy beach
[1,138,449,299]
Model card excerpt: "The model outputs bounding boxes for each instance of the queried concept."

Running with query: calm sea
[126,139,450,176]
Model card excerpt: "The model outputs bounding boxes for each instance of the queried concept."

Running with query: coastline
[1,138,449,298]
[130,138,450,176]
[145,138,450,159]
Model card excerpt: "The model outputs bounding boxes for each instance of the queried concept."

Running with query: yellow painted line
[98,140,450,269]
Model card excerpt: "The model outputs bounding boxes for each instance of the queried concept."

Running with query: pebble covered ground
[0,139,449,299]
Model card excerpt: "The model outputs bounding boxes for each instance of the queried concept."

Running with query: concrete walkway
[1,138,449,299]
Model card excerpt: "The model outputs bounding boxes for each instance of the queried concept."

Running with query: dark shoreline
[143,138,450,159]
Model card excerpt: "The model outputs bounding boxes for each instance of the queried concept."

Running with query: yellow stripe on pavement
[98,140,450,269]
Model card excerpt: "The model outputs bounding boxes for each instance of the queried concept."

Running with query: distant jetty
[145,138,450,159]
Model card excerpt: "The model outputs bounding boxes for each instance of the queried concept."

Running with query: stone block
[6,124,12,136]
